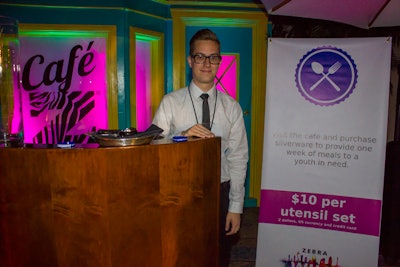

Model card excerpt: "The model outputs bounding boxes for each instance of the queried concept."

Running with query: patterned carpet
[229,207,400,267]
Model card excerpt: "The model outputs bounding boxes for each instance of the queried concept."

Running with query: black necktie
[200,93,210,130]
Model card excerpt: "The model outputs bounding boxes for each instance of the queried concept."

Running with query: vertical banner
[256,38,391,266]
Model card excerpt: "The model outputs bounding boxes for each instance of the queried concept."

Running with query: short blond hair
[189,29,220,55]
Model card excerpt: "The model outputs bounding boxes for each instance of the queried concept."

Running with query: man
[152,28,248,266]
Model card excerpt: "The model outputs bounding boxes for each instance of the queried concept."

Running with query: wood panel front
[0,137,220,267]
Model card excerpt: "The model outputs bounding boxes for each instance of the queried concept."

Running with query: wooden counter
[0,137,221,267]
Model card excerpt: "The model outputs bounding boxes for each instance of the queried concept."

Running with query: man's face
[187,40,220,91]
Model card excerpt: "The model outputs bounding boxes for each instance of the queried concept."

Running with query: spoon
[310,61,341,91]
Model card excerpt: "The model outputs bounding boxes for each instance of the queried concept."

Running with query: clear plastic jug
[0,16,23,147]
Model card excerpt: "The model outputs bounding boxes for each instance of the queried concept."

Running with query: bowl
[88,133,156,147]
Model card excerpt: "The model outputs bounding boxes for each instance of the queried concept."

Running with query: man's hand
[182,124,215,138]
[225,212,241,235]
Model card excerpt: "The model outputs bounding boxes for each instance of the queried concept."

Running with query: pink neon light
[216,55,237,99]
[135,41,151,131]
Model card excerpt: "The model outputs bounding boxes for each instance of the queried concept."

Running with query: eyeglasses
[191,54,222,65]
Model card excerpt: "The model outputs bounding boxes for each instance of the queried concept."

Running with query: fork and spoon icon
[310,61,342,91]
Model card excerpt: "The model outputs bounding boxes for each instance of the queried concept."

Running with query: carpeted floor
[229,207,400,267]
[230,207,258,267]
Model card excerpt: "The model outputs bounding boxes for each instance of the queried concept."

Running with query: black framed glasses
[191,54,222,65]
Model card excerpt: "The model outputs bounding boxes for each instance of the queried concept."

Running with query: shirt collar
[189,80,216,99]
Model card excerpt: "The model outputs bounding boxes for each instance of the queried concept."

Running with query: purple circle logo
[295,47,358,106]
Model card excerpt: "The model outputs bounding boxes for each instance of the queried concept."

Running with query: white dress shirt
[152,81,249,213]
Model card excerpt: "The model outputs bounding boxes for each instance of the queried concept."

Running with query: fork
[310,61,342,91]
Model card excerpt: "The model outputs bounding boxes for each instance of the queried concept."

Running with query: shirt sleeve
[152,95,172,137]
[152,91,192,138]
[227,102,249,214]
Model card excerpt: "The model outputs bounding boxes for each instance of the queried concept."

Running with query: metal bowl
[88,133,156,147]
